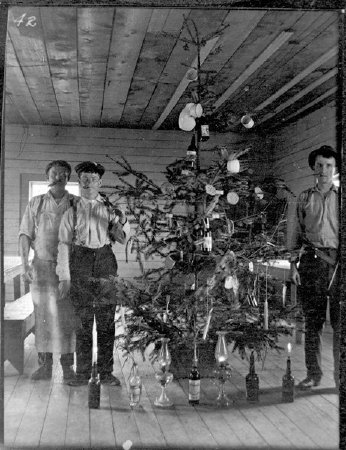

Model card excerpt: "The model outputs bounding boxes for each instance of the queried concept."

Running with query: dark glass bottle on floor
[246,351,259,402]
[188,354,201,405]
[282,356,295,402]
[88,362,101,409]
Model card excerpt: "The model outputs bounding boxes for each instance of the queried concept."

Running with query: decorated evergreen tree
[105,16,295,370]
[106,140,295,368]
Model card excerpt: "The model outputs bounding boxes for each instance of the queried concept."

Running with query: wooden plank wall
[268,101,337,247]
[4,124,263,279]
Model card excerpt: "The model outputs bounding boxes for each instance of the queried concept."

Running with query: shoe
[63,367,76,382]
[31,365,52,381]
[67,373,88,386]
[101,374,121,386]
[297,376,321,389]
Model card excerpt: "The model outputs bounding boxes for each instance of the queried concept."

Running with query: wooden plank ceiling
[4,6,339,133]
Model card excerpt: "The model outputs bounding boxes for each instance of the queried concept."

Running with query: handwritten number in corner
[13,13,37,28]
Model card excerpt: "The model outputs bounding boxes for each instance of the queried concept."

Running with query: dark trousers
[70,244,118,378]
[38,352,73,368]
[298,249,340,382]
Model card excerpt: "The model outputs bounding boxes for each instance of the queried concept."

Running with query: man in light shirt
[57,161,130,386]
[19,160,77,381]
[289,145,340,390]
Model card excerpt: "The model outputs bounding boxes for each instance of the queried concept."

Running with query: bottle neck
[286,357,291,375]
[91,362,98,378]
[132,364,138,377]
[249,352,255,375]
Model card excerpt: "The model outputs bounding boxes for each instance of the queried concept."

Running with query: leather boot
[60,353,75,382]
[62,366,76,382]
[31,352,53,380]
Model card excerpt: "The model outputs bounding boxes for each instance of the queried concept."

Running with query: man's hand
[22,264,34,283]
[58,280,71,299]
[290,264,301,286]
[113,207,126,225]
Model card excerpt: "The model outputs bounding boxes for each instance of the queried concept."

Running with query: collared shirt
[56,194,130,280]
[288,184,339,252]
[19,190,76,261]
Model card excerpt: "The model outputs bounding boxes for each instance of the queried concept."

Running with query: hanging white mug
[241,115,254,129]
[227,159,240,173]
[179,105,196,131]
[188,103,203,118]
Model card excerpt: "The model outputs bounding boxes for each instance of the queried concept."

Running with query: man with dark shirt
[289,145,340,389]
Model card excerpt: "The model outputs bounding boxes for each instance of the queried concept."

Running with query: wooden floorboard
[4,326,339,449]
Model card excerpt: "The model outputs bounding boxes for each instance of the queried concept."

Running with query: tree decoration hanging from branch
[105,17,295,367]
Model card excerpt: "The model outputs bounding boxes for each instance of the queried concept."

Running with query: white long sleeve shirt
[56,195,130,280]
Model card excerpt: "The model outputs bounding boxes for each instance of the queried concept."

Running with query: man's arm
[290,261,301,286]
[19,234,34,283]
[18,201,36,283]
[56,209,74,298]
[109,207,130,244]
[287,192,305,286]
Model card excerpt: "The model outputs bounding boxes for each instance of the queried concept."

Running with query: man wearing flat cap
[289,145,340,390]
[19,160,77,381]
[56,161,130,386]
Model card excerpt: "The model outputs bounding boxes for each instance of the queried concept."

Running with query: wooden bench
[4,256,30,301]
[4,292,35,374]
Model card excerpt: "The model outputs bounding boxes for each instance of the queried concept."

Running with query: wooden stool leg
[5,323,25,374]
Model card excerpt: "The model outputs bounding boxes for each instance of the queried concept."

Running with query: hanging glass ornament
[227,159,240,173]
[255,186,264,199]
[227,192,239,205]
[161,182,175,196]
[186,67,198,81]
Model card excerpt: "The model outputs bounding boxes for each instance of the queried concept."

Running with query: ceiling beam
[152,36,219,130]
[254,46,338,112]
[212,30,293,111]
[258,68,338,124]
[279,86,337,124]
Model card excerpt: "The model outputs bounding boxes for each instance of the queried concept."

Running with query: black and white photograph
[1,1,345,449]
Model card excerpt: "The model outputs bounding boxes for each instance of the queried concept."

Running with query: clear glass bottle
[203,218,212,253]
[88,362,101,409]
[129,362,142,408]
[246,351,259,402]
[154,338,174,407]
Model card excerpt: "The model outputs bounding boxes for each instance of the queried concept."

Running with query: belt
[303,246,337,266]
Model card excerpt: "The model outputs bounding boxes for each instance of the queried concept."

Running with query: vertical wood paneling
[269,101,337,248]
[4,124,248,273]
